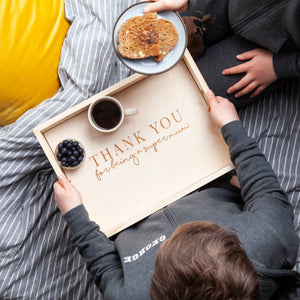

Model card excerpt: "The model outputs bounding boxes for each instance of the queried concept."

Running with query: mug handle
[124,108,138,116]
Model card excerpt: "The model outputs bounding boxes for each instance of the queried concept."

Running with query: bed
[0,0,299,299]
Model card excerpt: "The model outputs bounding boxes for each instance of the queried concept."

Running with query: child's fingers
[206,89,216,101]
[58,175,70,188]
[57,175,78,195]
[207,90,224,105]
[53,181,65,195]
[144,1,158,13]
[206,90,213,107]
[144,0,166,13]
[206,90,219,111]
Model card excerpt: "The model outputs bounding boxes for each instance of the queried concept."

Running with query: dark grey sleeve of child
[221,121,298,262]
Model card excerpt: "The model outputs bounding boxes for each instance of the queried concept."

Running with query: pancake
[117,12,160,59]
[154,18,179,62]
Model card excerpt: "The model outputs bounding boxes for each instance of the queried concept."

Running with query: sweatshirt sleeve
[273,51,300,78]
[64,205,124,295]
[221,120,298,268]
[221,121,289,208]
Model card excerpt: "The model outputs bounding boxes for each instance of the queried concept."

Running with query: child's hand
[222,48,278,98]
[206,90,239,127]
[142,0,189,13]
[53,175,83,215]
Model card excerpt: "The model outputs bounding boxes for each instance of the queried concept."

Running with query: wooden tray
[34,50,233,237]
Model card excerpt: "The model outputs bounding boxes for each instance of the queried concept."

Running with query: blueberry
[58,143,63,150]
[73,150,79,157]
[56,153,62,161]
[69,155,76,163]
[72,161,79,167]
[73,141,78,147]
[78,155,83,162]
[63,140,69,146]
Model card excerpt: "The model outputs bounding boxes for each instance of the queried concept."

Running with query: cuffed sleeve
[64,204,123,295]
[273,51,300,78]
[64,204,96,236]
[221,120,286,205]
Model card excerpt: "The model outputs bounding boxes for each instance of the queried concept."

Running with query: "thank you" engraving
[88,110,190,182]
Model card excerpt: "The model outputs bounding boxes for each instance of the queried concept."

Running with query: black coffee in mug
[92,100,122,130]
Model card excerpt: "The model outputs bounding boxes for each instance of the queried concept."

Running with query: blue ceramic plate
[112,2,187,75]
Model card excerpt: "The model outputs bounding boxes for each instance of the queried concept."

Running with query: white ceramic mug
[88,96,138,133]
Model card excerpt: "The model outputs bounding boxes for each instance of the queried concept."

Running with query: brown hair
[150,221,259,300]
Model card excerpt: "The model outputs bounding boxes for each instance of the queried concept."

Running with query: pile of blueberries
[56,139,84,168]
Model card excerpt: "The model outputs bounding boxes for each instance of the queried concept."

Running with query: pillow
[0,0,70,126]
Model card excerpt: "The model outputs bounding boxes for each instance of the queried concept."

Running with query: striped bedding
[0,0,299,299]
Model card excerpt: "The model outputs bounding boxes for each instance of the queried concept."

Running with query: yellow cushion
[0,0,70,126]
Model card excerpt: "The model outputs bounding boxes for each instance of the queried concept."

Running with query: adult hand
[141,0,189,13]
[53,175,83,215]
[206,90,239,127]
[222,48,278,98]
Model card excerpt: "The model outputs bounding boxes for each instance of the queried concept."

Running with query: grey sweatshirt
[64,121,299,300]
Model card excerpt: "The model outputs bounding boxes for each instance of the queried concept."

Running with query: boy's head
[150,221,259,300]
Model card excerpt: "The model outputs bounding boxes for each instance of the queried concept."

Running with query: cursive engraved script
[94,123,190,182]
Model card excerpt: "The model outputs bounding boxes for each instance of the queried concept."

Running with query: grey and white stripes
[0,0,299,299]
[239,77,300,273]
[0,0,136,299]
